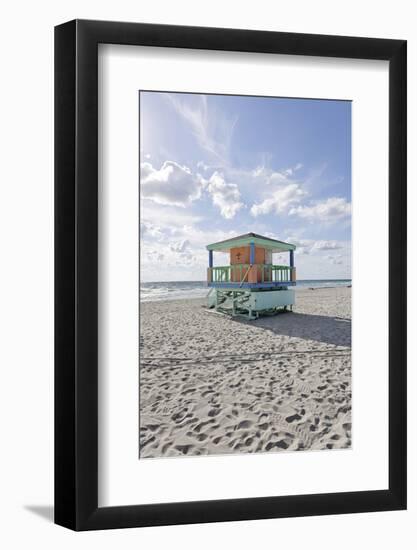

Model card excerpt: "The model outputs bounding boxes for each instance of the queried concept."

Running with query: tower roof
[206,232,296,252]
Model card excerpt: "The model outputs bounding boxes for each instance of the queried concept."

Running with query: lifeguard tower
[206,232,296,320]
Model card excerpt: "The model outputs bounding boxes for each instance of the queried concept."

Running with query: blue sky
[140,91,351,282]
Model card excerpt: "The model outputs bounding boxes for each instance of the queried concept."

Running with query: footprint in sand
[285,413,302,423]
[236,420,252,429]
[175,444,194,455]
[265,439,289,451]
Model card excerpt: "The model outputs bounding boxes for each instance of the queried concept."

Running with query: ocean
[140,279,352,302]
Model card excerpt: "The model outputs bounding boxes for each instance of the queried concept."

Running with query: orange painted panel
[229,246,268,282]
[230,246,250,265]
[230,246,266,265]
[230,247,249,281]
[230,246,272,283]
[254,246,265,264]
[247,265,258,283]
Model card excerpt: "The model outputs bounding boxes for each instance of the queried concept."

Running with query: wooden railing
[208,264,295,284]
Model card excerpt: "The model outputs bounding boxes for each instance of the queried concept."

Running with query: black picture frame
[55,19,407,531]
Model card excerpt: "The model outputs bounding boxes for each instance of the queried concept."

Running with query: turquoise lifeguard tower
[206,232,296,320]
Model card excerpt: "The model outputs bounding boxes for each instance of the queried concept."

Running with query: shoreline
[140,284,352,304]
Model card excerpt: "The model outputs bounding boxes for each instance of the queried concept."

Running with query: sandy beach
[139,287,351,458]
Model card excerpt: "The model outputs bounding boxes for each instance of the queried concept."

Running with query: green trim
[207,236,296,252]
[209,264,295,284]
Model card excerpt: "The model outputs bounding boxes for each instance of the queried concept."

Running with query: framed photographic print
[55,20,406,530]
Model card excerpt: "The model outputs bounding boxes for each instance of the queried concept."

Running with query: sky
[140,91,351,282]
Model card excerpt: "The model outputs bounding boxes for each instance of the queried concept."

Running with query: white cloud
[140,221,163,239]
[170,239,190,253]
[250,164,302,186]
[283,163,303,177]
[141,203,202,232]
[197,160,210,171]
[285,236,311,248]
[280,236,349,259]
[176,251,196,265]
[326,254,343,265]
[312,240,344,251]
[290,197,351,224]
[166,94,238,163]
[250,183,306,217]
[141,224,241,279]
[204,172,244,219]
[268,172,291,185]
[141,162,154,179]
[144,249,165,262]
[140,161,202,207]
[252,166,266,178]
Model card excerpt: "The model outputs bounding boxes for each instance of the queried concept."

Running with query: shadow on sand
[234,311,351,348]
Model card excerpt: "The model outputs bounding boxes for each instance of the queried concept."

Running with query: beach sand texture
[139,287,351,458]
